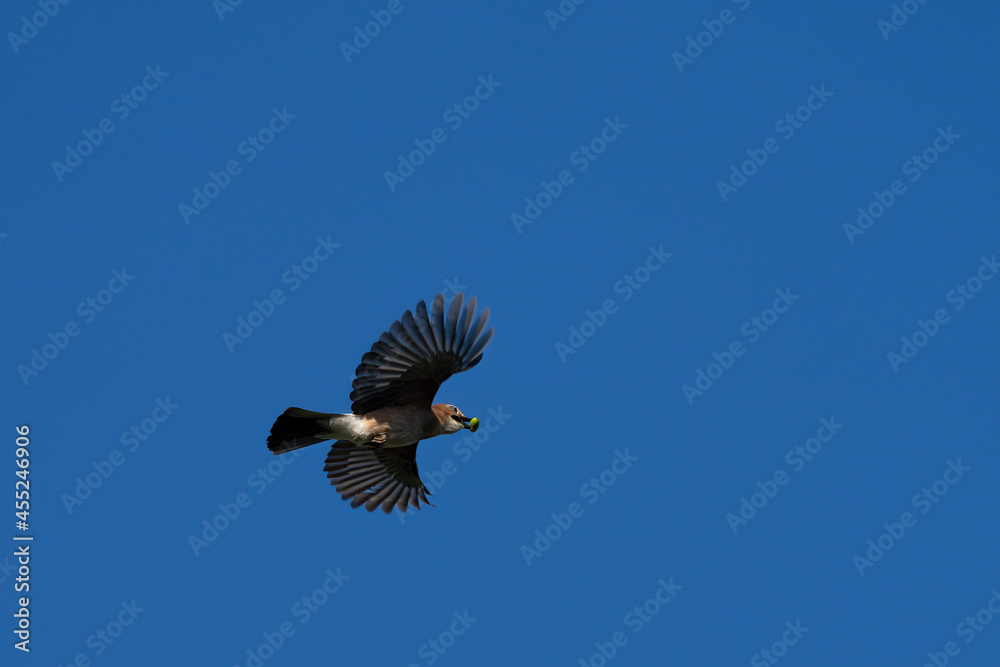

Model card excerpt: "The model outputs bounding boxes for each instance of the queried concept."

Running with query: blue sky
[3,0,1000,665]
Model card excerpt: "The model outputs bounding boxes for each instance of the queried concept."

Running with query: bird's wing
[323,440,432,514]
[350,293,493,414]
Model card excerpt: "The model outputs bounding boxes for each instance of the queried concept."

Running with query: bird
[266,293,493,514]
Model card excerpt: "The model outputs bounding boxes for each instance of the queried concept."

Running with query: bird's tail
[267,408,348,455]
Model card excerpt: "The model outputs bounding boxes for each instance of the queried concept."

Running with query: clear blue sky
[4,1,1000,665]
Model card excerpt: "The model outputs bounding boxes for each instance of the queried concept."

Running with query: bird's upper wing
[349,293,493,414]
[323,440,432,514]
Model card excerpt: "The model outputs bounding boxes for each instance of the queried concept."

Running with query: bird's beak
[462,416,480,432]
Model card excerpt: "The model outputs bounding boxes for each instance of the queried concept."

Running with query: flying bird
[266,293,493,514]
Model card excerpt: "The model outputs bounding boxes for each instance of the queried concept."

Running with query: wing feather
[457,308,490,361]
[429,294,446,351]
[324,441,432,514]
[443,294,462,352]
[350,293,493,414]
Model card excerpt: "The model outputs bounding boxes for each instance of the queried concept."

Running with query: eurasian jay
[266,293,493,514]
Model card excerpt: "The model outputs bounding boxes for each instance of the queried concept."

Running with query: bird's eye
[451,406,458,414]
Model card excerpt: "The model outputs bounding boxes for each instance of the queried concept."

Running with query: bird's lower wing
[323,440,432,514]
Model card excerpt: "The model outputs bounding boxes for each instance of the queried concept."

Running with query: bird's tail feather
[267,408,347,455]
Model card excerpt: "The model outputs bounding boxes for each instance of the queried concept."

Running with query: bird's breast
[360,406,437,447]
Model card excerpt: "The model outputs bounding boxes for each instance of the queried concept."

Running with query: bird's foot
[368,434,387,449]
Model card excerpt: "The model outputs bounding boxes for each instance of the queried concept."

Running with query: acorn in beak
[463,416,480,432]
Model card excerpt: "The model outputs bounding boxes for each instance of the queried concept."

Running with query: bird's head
[432,403,480,434]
